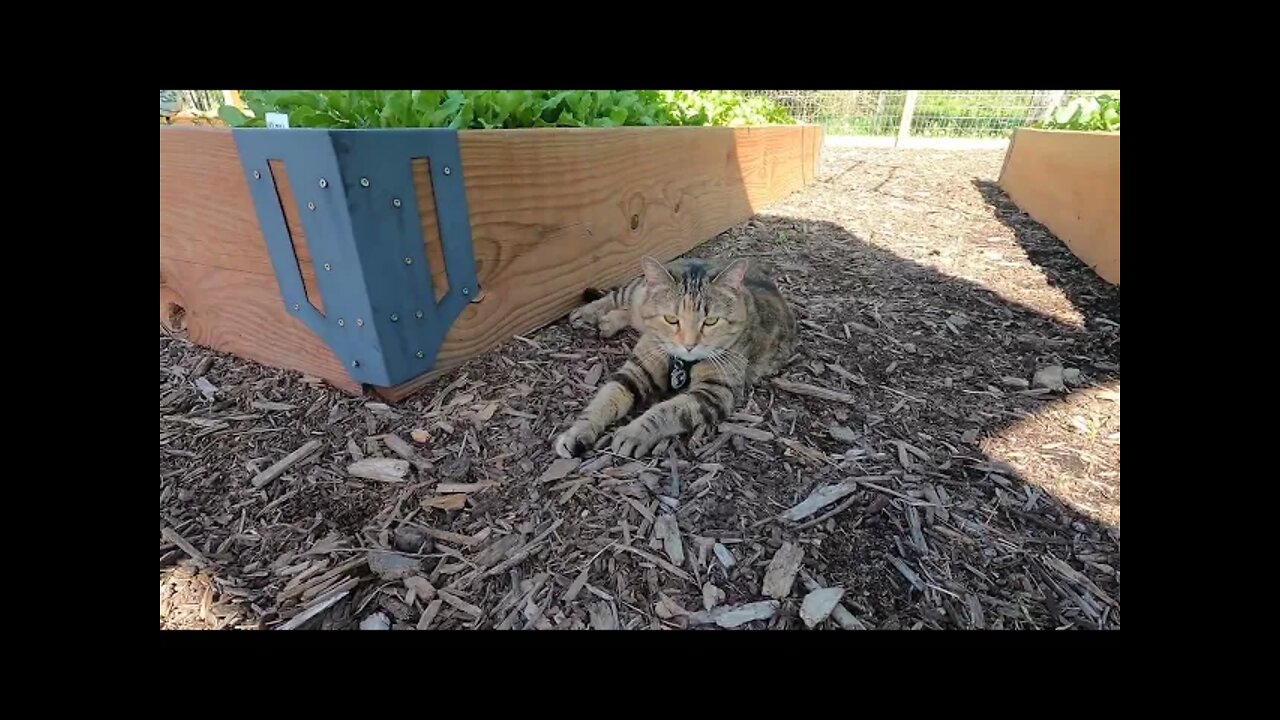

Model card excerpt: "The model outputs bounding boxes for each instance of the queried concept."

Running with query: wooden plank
[160,278,184,329]
[158,257,359,394]
[160,125,822,399]
[998,128,1119,285]
[802,125,822,184]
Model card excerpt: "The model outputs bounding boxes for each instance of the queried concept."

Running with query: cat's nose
[684,344,697,353]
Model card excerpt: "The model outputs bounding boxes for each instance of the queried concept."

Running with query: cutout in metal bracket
[232,128,479,387]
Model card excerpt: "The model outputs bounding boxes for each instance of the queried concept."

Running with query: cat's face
[638,257,750,362]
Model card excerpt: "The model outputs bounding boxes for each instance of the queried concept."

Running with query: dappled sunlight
[160,564,253,630]
[980,380,1120,528]
[804,148,1089,329]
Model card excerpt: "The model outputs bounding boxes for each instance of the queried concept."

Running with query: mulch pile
[160,146,1120,630]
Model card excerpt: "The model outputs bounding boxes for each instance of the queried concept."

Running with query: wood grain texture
[160,124,822,399]
[411,157,450,301]
[998,128,1119,285]
[159,258,360,394]
[159,279,185,331]
[266,159,324,312]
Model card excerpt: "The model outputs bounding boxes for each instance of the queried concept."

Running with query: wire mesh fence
[160,90,226,114]
[748,90,1115,141]
[161,90,1117,142]
[160,90,238,125]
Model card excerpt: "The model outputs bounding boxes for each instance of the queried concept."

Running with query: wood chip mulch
[160,146,1120,630]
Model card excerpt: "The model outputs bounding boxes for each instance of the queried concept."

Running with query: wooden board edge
[997,127,1020,187]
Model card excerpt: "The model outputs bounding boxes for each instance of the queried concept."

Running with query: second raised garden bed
[998,127,1120,284]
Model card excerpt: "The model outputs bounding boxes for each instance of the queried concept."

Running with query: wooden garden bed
[160,124,822,400]
[998,128,1119,285]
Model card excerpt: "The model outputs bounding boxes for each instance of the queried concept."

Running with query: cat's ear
[640,256,675,289]
[713,258,749,289]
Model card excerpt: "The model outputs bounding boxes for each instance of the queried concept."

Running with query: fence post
[896,90,919,148]
[1037,90,1067,122]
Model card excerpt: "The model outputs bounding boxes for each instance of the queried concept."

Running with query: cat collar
[668,356,700,392]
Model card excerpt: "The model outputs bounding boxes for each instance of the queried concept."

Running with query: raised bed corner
[998,127,1120,285]
[160,124,823,399]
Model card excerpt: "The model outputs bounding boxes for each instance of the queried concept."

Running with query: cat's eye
[703,317,720,327]
[663,315,679,325]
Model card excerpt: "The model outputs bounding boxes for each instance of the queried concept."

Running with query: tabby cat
[554,255,796,459]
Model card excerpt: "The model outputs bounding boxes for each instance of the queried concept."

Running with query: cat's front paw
[555,422,598,458]
[596,310,630,338]
[568,306,597,333]
[610,420,659,458]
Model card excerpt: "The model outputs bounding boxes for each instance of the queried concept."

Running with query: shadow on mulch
[672,211,1121,627]
[972,179,1120,328]
[160,204,1121,631]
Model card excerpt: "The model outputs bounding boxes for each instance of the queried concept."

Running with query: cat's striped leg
[568,277,644,338]
[610,363,739,459]
[554,339,668,458]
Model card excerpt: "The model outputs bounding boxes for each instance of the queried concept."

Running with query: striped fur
[556,255,796,459]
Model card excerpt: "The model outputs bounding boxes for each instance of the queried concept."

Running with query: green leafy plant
[217,90,795,130]
[1036,93,1120,132]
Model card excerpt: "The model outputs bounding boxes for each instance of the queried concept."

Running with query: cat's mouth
[666,344,710,362]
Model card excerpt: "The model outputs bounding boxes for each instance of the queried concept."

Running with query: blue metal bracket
[230,128,479,387]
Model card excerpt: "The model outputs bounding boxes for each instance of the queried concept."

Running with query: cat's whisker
[706,353,747,386]
[703,351,739,386]
[712,346,751,364]
[708,351,747,387]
